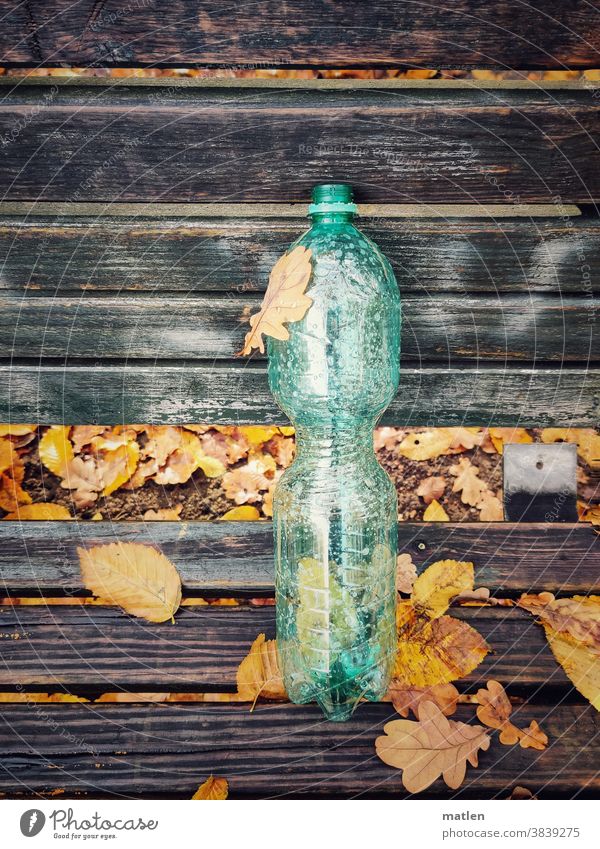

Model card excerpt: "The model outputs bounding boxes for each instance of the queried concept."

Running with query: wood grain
[0,605,574,689]
[0,82,597,203]
[0,362,597,425]
[0,701,597,798]
[0,521,597,595]
[2,214,597,295]
[1,292,595,363]
[1,1,598,70]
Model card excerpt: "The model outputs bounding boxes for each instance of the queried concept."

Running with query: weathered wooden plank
[2,214,597,295]
[1,292,594,363]
[1,1,598,70]
[0,605,573,688]
[0,522,597,595]
[0,363,597,425]
[0,81,598,203]
[0,702,596,798]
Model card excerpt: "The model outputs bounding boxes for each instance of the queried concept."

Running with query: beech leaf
[236,633,287,707]
[423,499,449,522]
[78,542,182,623]
[239,246,313,355]
[2,502,72,520]
[412,559,475,618]
[192,776,229,800]
[375,700,490,793]
[38,426,74,477]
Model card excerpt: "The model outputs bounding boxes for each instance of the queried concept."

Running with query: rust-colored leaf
[475,680,547,750]
[396,553,418,595]
[417,475,446,505]
[236,633,287,707]
[450,457,488,506]
[387,682,459,718]
[192,776,229,800]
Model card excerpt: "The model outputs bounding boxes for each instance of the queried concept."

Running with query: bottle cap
[308,183,357,215]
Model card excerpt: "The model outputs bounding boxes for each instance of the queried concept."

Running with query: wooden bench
[0,2,598,799]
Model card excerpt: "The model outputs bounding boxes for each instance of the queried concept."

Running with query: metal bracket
[503,443,578,522]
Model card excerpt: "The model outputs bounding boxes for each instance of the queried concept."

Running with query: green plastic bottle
[268,184,401,721]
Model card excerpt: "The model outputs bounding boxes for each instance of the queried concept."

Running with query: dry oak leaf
[450,457,488,507]
[417,475,446,505]
[78,542,182,623]
[398,430,453,461]
[0,424,37,438]
[477,491,504,522]
[475,680,547,750]
[489,427,533,454]
[38,426,74,477]
[442,427,483,452]
[387,682,459,718]
[70,425,107,453]
[239,245,313,355]
[394,600,489,687]
[265,434,296,467]
[143,505,183,521]
[154,431,225,485]
[192,776,229,800]
[60,456,103,508]
[222,456,275,504]
[374,427,405,452]
[236,633,287,707]
[3,502,72,520]
[412,559,475,619]
[423,499,449,522]
[396,553,418,595]
[375,700,490,793]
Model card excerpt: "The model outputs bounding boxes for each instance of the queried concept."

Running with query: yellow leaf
[423,499,449,521]
[102,442,140,496]
[38,426,74,477]
[375,700,490,793]
[78,542,182,623]
[3,502,72,520]
[576,431,600,469]
[412,560,474,618]
[239,246,313,355]
[239,426,280,447]
[489,427,533,454]
[0,425,36,437]
[143,506,183,521]
[192,776,228,800]
[544,628,600,710]
[477,492,504,522]
[220,505,261,521]
[0,438,18,475]
[398,430,453,461]
[236,633,287,706]
[394,601,489,686]
[196,455,226,479]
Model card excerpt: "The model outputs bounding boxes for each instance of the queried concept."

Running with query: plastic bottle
[268,183,401,721]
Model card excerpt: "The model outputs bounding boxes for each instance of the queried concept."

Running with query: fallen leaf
[3,502,72,520]
[477,491,504,521]
[508,786,537,799]
[412,559,475,618]
[192,776,228,800]
[70,425,107,452]
[101,442,140,496]
[60,456,103,508]
[398,430,453,461]
[423,499,449,521]
[0,439,17,476]
[396,553,418,595]
[417,475,446,504]
[265,434,295,467]
[78,542,182,623]
[38,426,74,477]
[374,427,405,452]
[239,246,313,355]
[543,630,600,710]
[375,700,490,793]
[450,457,488,506]
[222,457,274,504]
[154,431,225,485]
[442,427,482,452]
[387,682,459,718]
[0,425,36,437]
[143,505,183,521]
[475,680,547,749]
[489,427,533,454]
[220,505,261,520]
[236,633,287,707]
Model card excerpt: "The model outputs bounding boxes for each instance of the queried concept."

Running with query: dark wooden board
[0,362,597,425]
[2,214,597,295]
[0,521,597,595]
[2,292,595,363]
[0,82,598,204]
[1,1,598,70]
[0,605,575,689]
[0,702,597,798]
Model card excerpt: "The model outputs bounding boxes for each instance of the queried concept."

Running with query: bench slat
[0,522,597,595]
[1,293,594,363]
[1,362,597,425]
[0,213,597,296]
[0,702,596,798]
[0,605,576,689]
[1,1,598,70]
[0,82,598,204]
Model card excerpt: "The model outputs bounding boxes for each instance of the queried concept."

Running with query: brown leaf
[450,457,488,506]
[374,427,406,452]
[192,776,228,800]
[508,785,537,799]
[417,475,446,505]
[454,587,491,605]
[475,680,547,750]
[60,456,103,508]
[375,700,490,793]
[236,633,287,707]
[477,491,504,521]
[143,505,183,521]
[387,682,459,718]
[396,553,418,595]
[239,246,313,355]
[78,542,182,623]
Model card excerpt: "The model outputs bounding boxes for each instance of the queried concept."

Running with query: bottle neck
[294,423,375,464]
[309,212,355,225]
